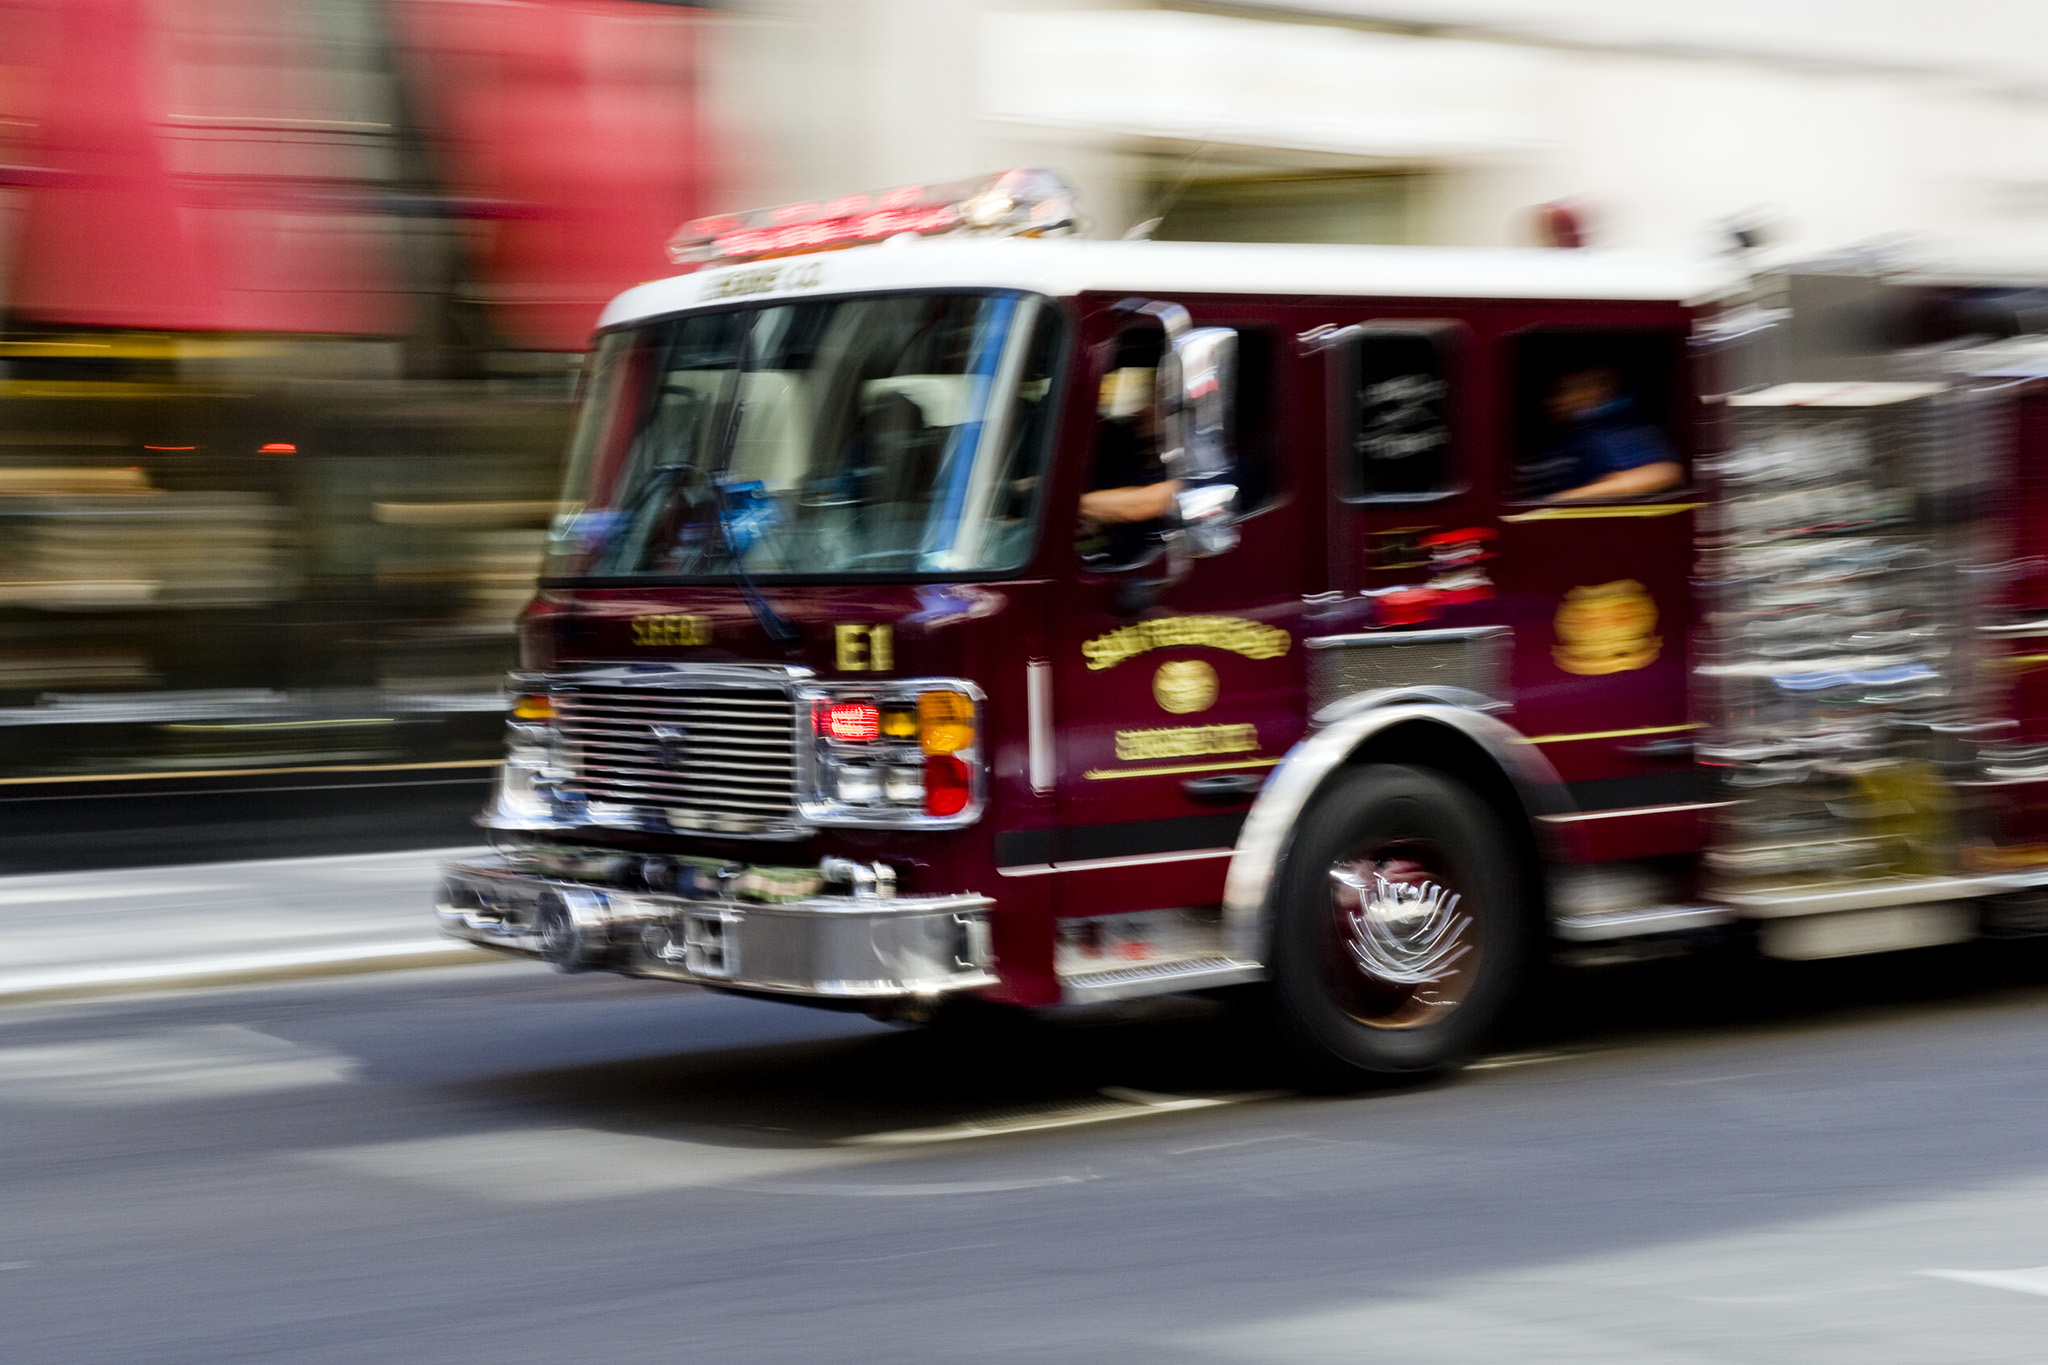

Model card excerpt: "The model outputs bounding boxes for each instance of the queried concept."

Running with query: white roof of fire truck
[600,237,1743,331]
[604,169,1741,331]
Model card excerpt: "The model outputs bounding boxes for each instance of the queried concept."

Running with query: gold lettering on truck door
[631,614,711,647]
[1114,723,1259,761]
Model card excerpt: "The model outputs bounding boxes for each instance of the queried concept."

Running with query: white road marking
[1466,1050,1579,1071]
[0,1026,356,1103]
[1920,1266,2048,1297]
[787,1243,1000,1265]
[1170,1132,1308,1156]
[0,883,233,906]
[843,1087,1278,1146]
[1179,1295,1732,1363]
[0,939,485,1000]
[741,1175,1090,1197]
[1681,1288,1877,1304]
[305,1127,884,1203]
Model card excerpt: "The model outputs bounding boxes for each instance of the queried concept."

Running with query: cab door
[1488,318,1702,855]
[1041,304,1310,949]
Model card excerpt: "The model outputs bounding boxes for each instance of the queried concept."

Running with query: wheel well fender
[1223,697,1568,963]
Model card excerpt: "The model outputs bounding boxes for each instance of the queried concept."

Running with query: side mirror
[1160,327,1240,557]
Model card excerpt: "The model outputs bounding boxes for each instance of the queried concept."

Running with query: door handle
[1619,736,1693,760]
[1182,773,1266,803]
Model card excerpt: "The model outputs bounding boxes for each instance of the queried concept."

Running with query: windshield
[544,290,1065,581]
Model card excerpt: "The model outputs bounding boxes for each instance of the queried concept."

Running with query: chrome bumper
[436,858,997,1000]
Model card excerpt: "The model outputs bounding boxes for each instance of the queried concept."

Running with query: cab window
[1230,326,1278,513]
[1338,324,1460,502]
[1075,327,1172,571]
[1510,330,1686,503]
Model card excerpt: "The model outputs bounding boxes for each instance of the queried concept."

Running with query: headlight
[800,680,985,827]
[492,684,573,824]
[834,763,883,804]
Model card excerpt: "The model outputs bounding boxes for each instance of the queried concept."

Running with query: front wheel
[1267,764,1529,1083]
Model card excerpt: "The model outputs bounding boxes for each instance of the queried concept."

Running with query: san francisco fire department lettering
[1114,723,1259,761]
[1083,615,1290,671]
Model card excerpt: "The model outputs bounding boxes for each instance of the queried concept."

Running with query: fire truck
[435,169,2048,1079]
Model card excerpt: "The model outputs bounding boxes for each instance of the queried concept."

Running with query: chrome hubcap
[1322,849,1479,1028]
[1330,865,1473,987]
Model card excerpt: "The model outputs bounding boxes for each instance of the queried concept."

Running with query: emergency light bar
[665,168,1078,268]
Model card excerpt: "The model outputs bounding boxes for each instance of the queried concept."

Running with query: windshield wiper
[707,471,799,648]
[700,330,799,649]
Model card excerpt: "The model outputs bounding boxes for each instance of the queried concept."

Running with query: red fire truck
[436,170,2048,1078]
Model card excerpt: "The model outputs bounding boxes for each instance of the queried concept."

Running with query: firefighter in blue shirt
[1528,366,1683,502]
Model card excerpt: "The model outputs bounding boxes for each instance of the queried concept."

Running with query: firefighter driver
[1076,357,1178,568]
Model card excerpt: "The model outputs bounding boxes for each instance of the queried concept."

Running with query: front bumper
[436,857,997,1000]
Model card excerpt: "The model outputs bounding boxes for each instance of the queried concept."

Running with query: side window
[1230,327,1278,513]
[1076,326,1172,570]
[1074,319,1273,570]
[1511,330,1686,503]
[1339,325,1459,501]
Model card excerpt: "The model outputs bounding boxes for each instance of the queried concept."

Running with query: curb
[0,940,509,1008]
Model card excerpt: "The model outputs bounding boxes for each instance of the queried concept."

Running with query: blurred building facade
[717,0,2048,259]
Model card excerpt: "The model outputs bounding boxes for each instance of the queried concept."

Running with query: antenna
[1126,137,1215,242]
[1120,41,1283,241]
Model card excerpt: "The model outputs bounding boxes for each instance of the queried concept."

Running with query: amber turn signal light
[917,689,974,755]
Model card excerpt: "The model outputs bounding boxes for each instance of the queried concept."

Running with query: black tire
[1267,763,1530,1083]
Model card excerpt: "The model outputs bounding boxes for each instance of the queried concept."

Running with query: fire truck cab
[437,171,2048,1079]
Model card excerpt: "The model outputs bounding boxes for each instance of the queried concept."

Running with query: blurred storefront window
[0,0,712,784]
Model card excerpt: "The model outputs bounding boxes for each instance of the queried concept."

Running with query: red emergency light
[817,701,882,743]
[666,169,1077,269]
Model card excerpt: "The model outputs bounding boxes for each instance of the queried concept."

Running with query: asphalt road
[9,941,2048,1363]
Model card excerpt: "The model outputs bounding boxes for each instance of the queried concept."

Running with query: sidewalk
[0,846,507,1005]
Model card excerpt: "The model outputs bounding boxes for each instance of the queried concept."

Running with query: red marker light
[257,442,296,454]
[1377,588,1440,627]
[924,755,971,817]
[818,701,881,743]
[143,445,196,451]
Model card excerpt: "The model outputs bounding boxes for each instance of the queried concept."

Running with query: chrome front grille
[556,681,800,835]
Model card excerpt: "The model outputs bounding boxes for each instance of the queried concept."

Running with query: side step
[1059,955,1265,1005]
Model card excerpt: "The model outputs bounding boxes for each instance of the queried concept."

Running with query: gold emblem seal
[1553,580,1660,675]
[1153,659,1218,714]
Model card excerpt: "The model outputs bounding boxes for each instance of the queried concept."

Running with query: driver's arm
[1549,460,1683,502]
[1078,478,1180,528]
